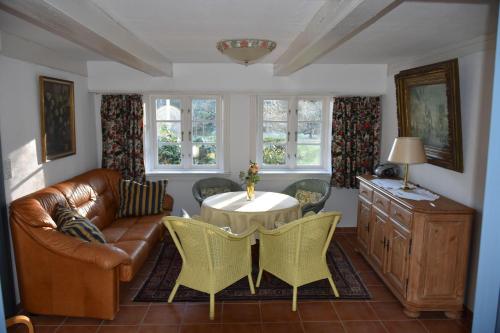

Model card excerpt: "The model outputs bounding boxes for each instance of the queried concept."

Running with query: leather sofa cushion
[101,214,163,243]
[120,223,160,243]
[101,226,128,243]
[102,213,163,281]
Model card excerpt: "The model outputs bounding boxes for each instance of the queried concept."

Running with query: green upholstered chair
[281,179,332,215]
[192,177,242,206]
[256,211,342,311]
[163,216,256,320]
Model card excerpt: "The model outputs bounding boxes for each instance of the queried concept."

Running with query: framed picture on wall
[39,76,76,162]
[395,59,463,172]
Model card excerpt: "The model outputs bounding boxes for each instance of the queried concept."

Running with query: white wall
[89,61,388,227]
[380,50,495,311]
[0,55,99,303]
[0,55,99,203]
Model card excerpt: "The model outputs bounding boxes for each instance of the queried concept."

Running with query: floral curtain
[331,97,381,188]
[101,94,145,183]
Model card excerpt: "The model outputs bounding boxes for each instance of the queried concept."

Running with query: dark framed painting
[39,76,76,162]
[395,59,463,172]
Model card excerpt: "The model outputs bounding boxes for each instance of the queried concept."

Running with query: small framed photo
[39,76,76,162]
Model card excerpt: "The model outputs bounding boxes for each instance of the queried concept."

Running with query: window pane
[297,122,321,144]
[158,143,181,165]
[297,145,321,166]
[263,144,286,165]
[156,99,181,121]
[157,122,181,143]
[193,121,216,143]
[192,99,216,121]
[193,144,217,165]
[263,122,287,143]
[298,99,322,121]
[263,99,288,121]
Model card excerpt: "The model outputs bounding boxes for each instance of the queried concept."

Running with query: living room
[0,1,499,333]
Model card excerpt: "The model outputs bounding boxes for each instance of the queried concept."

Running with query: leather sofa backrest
[11,169,121,231]
[10,187,66,229]
[53,169,120,230]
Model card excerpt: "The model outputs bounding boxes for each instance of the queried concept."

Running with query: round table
[200,191,301,242]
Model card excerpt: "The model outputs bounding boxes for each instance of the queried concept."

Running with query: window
[257,96,331,171]
[149,95,223,171]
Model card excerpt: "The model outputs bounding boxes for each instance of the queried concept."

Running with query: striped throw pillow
[54,204,106,243]
[118,180,168,218]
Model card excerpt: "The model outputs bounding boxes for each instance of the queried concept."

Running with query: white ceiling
[316,1,498,64]
[0,0,497,69]
[89,0,326,63]
[0,10,107,61]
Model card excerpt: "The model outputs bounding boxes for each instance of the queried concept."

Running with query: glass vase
[246,182,255,201]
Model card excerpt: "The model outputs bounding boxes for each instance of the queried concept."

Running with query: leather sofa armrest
[29,226,129,270]
[73,242,130,270]
[163,193,174,213]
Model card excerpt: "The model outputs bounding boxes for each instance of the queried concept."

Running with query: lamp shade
[216,39,276,65]
[388,137,427,165]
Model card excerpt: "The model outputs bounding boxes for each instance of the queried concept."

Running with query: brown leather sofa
[9,169,173,320]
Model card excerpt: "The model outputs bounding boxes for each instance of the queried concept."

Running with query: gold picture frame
[395,59,463,172]
[39,76,76,162]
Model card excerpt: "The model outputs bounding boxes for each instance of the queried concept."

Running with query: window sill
[258,170,332,181]
[146,170,230,181]
[260,169,332,175]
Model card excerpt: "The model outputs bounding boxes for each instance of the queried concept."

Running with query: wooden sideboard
[356,175,474,318]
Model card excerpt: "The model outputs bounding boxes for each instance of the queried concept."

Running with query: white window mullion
[322,96,332,170]
[289,97,298,169]
[216,96,223,168]
[182,96,191,169]
[286,104,292,168]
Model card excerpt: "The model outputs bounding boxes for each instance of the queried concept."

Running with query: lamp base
[401,164,411,191]
[400,185,412,191]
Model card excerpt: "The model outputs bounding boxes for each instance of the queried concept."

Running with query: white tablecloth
[200,191,301,240]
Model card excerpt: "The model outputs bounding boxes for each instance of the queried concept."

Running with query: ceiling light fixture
[216,39,277,65]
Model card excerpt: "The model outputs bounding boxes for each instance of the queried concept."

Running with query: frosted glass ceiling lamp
[388,137,427,191]
[216,39,277,65]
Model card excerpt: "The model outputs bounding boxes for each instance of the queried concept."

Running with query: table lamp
[387,137,427,190]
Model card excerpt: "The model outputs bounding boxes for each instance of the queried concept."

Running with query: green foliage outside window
[158,126,181,165]
[263,144,286,165]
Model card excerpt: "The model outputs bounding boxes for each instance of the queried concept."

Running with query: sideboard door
[385,221,411,297]
[357,198,371,254]
[369,208,388,272]
[413,216,471,305]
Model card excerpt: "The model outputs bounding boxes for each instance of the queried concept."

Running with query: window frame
[147,94,224,172]
[256,95,331,172]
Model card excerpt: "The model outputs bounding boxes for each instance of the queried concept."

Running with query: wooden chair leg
[256,269,263,287]
[327,276,340,297]
[168,282,180,303]
[6,315,34,333]
[292,286,298,311]
[248,274,255,294]
[209,293,215,320]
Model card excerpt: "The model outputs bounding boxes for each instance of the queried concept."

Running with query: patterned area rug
[134,237,371,302]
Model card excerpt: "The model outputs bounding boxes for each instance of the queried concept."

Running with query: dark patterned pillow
[200,186,231,199]
[118,180,168,217]
[54,204,106,243]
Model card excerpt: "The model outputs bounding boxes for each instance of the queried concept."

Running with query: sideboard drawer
[359,182,373,202]
[373,191,390,214]
[390,202,412,230]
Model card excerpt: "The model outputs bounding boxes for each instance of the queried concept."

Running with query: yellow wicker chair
[163,216,256,320]
[256,211,342,311]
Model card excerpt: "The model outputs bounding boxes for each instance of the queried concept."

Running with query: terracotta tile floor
[8,232,471,333]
